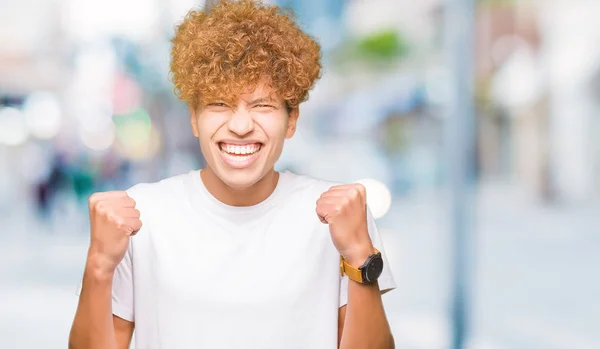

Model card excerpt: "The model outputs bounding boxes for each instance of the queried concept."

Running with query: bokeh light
[0,107,29,146]
[357,178,393,219]
[80,121,116,151]
[22,92,63,140]
[114,108,160,160]
[77,107,114,133]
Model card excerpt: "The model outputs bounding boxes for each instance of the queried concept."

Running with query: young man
[69,1,396,348]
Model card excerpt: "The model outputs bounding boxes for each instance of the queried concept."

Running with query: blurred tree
[356,29,408,61]
[331,28,410,73]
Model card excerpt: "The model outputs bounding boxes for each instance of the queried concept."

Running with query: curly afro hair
[170,0,322,110]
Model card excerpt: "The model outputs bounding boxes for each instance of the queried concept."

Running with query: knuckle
[88,193,101,207]
[113,214,123,224]
[107,212,119,223]
[348,186,364,200]
[355,183,366,194]
[94,200,105,213]
[115,219,127,230]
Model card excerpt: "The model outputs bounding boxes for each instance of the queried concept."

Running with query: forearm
[339,252,394,349]
[69,253,118,349]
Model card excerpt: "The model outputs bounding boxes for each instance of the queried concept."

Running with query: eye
[254,104,275,109]
[208,102,228,107]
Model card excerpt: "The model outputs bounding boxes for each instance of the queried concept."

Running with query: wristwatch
[340,249,384,284]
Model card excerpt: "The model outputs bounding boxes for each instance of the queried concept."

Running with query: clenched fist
[316,184,374,266]
[87,191,142,273]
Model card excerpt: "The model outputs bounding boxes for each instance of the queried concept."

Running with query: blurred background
[1,0,599,348]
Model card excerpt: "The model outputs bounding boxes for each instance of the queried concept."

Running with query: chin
[216,166,265,191]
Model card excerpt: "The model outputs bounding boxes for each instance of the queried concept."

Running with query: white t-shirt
[107,170,395,348]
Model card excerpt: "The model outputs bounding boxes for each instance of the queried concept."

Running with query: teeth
[220,143,261,155]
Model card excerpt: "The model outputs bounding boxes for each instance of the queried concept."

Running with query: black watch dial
[363,254,384,283]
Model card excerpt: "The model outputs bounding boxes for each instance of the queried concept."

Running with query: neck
[200,167,279,207]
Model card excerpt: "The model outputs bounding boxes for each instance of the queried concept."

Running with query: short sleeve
[111,242,135,321]
[339,206,396,307]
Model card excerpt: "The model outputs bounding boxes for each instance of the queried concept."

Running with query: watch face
[364,255,384,283]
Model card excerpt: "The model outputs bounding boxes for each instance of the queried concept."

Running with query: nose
[227,109,254,136]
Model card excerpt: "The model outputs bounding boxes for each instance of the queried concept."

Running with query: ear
[189,105,199,138]
[285,107,299,139]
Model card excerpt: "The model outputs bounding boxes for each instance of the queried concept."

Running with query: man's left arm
[316,183,395,349]
[337,249,394,349]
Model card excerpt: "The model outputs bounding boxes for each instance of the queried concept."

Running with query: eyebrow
[245,97,276,105]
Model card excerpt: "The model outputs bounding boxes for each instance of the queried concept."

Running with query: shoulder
[281,171,345,199]
[125,171,194,210]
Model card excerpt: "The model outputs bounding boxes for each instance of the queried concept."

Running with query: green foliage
[355,29,408,61]
[330,28,409,73]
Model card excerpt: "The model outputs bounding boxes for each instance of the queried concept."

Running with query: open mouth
[217,142,263,168]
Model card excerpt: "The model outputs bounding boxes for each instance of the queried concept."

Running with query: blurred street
[1,180,598,349]
[2,0,600,348]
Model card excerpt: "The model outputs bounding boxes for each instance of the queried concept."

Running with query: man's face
[190,82,298,190]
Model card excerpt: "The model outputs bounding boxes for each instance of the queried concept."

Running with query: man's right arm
[68,253,134,349]
[69,191,141,349]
